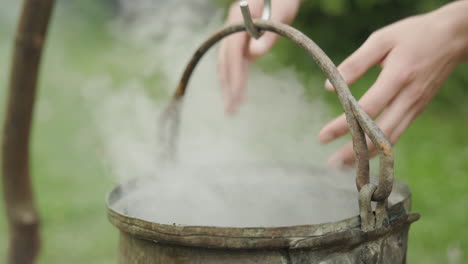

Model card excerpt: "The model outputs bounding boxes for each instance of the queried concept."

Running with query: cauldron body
[107,169,418,264]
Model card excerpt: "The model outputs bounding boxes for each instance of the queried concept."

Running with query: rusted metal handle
[161,19,394,203]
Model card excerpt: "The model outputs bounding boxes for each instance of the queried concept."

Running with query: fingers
[387,107,419,144]
[318,115,348,144]
[327,141,355,169]
[218,0,300,113]
[327,86,420,168]
[248,0,300,58]
[226,32,250,112]
[218,1,262,114]
[219,32,250,114]
[385,93,424,144]
[319,61,407,144]
[325,31,394,91]
[218,40,231,109]
[218,0,301,113]
[248,32,280,58]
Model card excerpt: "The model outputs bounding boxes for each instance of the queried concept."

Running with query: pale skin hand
[219,1,468,167]
[320,1,468,168]
[218,0,301,114]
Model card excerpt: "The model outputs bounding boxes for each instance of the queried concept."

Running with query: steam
[83,0,359,227]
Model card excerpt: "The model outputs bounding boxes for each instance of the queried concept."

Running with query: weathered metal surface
[108,178,418,263]
[359,184,378,232]
[117,227,411,264]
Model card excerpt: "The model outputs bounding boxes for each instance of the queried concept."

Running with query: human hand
[319,1,468,168]
[218,0,301,114]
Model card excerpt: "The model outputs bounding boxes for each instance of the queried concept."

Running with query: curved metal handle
[161,20,394,203]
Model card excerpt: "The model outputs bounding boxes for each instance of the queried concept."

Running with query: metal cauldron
[107,3,419,263]
[108,170,418,264]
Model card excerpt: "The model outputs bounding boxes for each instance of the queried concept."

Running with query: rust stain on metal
[378,141,393,157]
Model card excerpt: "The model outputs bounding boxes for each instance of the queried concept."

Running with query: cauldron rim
[106,164,417,250]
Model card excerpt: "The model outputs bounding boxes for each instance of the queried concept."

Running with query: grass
[1,1,467,263]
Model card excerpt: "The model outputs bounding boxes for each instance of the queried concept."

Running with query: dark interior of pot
[107,162,411,228]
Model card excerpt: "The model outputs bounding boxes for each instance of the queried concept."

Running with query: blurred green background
[0,0,467,263]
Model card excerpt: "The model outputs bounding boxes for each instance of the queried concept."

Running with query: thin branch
[2,0,55,263]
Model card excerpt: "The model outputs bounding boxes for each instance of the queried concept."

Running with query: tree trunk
[2,0,55,263]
